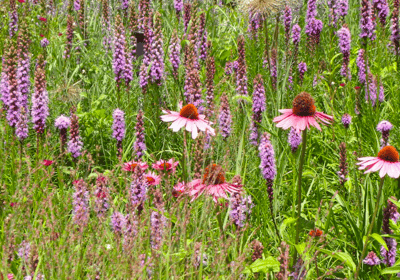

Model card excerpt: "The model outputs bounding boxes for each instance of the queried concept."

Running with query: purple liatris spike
[298,62,307,83]
[72,179,89,228]
[292,24,301,45]
[6,44,19,128]
[288,127,302,153]
[250,74,266,145]
[120,0,129,10]
[113,15,126,89]
[9,10,18,38]
[0,71,9,109]
[380,199,399,266]
[68,113,83,158]
[16,28,30,110]
[134,110,146,159]
[236,35,248,100]
[229,193,254,228]
[17,240,31,263]
[55,115,70,151]
[16,107,28,141]
[248,11,262,39]
[377,120,392,147]
[174,0,183,18]
[373,0,389,26]
[40,38,49,48]
[112,109,125,142]
[360,0,376,42]
[363,251,381,265]
[139,27,153,92]
[198,13,208,61]
[64,15,74,59]
[124,45,133,88]
[306,0,317,21]
[391,0,400,54]
[183,3,191,32]
[206,55,215,117]
[150,12,164,85]
[94,176,109,217]
[290,258,307,279]
[339,0,348,18]
[111,211,126,234]
[284,6,292,43]
[32,55,48,133]
[169,31,181,80]
[259,133,276,206]
[218,92,232,139]
[341,113,352,128]
[305,18,323,49]
[74,0,80,11]
[379,81,384,102]
[381,237,397,266]
[130,171,148,212]
[337,25,351,78]
[270,49,277,89]
[356,49,366,84]
[365,74,377,106]
[150,190,167,250]
[328,0,339,27]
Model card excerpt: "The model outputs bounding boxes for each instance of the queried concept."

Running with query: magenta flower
[122,161,148,172]
[145,171,161,186]
[341,113,352,128]
[42,160,54,166]
[112,109,125,142]
[363,251,381,266]
[357,146,400,178]
[188,164,242,202]
[68,113,83,158]
[161,103,215,139]
[273,92,334,131]
[152,159,179,173]
[173,182,186,197]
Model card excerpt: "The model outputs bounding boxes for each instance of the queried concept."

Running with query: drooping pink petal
[273,111,293,123]
[191,123,198,139]
[161,113,180,122]
[379,163,389,178]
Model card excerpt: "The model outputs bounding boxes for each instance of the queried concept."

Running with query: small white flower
[105,244,112,250]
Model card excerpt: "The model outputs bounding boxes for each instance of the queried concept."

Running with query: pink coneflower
[188,164,242,202]
[357,146,400,178]
[172,182,186,197]
[161,103,215,139]
[145,172,161,186]
[152,159,179,173]
[122,161,148,172]
[42,160,54,166]
[273,92,334,131]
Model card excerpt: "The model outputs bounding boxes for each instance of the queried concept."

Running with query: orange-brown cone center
[179,104,199,120]
[202,164,225,185]
[378,146,399,162]
[162,163,171,170]
[147,177,156,184]
[130,163,138,170]
[292,92,316,117]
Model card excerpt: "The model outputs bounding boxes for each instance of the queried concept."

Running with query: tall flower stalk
[134,110,146,160]
[32,55,48,135]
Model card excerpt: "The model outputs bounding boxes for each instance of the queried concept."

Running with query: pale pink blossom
[357,146,400,178]
[152,158,179,173]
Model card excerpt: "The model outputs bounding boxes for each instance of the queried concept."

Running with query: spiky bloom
[127,2,138,59]
[377,120,393,147]
[55,115,70,152]
[337,25,351,78]
[184,64,202,108]
[173,181,186,197]
[64,14,74,59]
[111,211,126,234]
[365,74,377,106]
[219,93,232,139]
[120,0,129,10]
[363,251,381,265]
[101,0,111,51]
[338,0,348,18]
[250,75,266,145]
[68,113,83,158]
[305,18,323,50]
[123,161,148,172]
[259,133,276,205]
[150,190,167,250]
[40,38,49,48]
[16,107,28,141]
[124,213,138,239]
[139,27,153,91]
[16,27,30,110]
[74,0,80,11]
[144,171,161,186]
[373,0,389,26]
[236,35,248,100]
[6,44,19,128]
[379,81,385,102]
[229,193,254,227]
[112,109,125,142]
[9,1,18,38]
[341,113,352,128]
[124,44,133,88]
[248,11,263,38]
[152,159,179,173]
[357,146,400,178]
[150,12,164,85]
[298,62,307,83]
[273,92,334,131]
[381,238,397,266]
[276,242,290,279]
[17,240,31,263]
[270,49,277,89]
[225,62,234,76]
[198,13,208,61]
[130,171,148,211]
[284,6,292,43]
[292,24,301,46]
[188,164,242,202]
[306,0,317,21]
[205,55,215,117]
[252,240,264,262]
[32,56,48,133]
[183,2,191,32]
[138,0,151,31]
[338,142,348,185]
[94,176,109,217]
[134,110,146,159]
[288,127,302,153]
[360,0,376,42]
[174,0,183,19]
[72,179,89,228]
[113,16,126,89]
[328,0,339,27]
[381,200,398,266]
[356,49,367,84]
[0,71,9,109]
[290,258,307,279]
[169,31,181,80]
[391,0,400,54]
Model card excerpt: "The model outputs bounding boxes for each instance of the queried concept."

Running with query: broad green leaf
[381,266,400,275]
[242,257,280,274]
[370,233,388,251]
[319,249,356,272]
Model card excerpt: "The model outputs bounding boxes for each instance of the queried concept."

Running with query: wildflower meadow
[2,0,400,278]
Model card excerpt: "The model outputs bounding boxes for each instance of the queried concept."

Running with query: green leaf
[370,233,388,251]
[231,95,252,103]
[319,249,356,272]
[381,266,400,275]
[242,257,280,274]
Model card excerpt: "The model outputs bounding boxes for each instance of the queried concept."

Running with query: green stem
[354,177,386,279]
[293,129,308,263]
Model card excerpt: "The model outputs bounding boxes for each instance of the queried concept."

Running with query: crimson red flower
[340,83,345,87]
[42,160,54,166]
[18,0,25,3]
[355,86,361,90]
[40,34,44,38]
[58,33,63,36]
[309,229,323,237]
[10,202,16,207]
[39,17,47,22]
